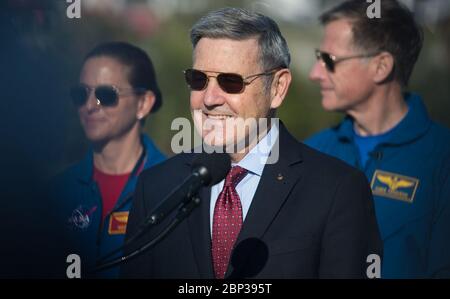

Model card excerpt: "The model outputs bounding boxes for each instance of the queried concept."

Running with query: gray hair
[190,7,290,90]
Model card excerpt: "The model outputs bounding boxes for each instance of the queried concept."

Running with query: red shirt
[93,167,131,223]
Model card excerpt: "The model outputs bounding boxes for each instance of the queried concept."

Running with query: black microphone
[144,152,231,226]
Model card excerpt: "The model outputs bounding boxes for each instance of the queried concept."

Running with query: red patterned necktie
[212,165,248,279]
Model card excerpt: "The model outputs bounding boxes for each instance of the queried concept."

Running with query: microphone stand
[97,171,206,265]
[91,195,201,274]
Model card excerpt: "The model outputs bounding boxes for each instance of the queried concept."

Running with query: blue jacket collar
[336,92,431,145]
[77,134,161,184]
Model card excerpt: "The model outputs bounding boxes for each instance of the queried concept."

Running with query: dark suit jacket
[121,124,382,278]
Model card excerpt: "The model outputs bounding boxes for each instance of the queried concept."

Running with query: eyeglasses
[183,68,281,94]
[315,49,379,72]
[70,84,146,108]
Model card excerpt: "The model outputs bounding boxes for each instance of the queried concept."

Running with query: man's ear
[371,51,395,84]
[137,91,155,120]
[270,69,292,109]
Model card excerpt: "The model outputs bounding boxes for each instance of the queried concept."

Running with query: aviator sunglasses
[183,68,282,94]
[315,49,379,72]
[70,84,146,107]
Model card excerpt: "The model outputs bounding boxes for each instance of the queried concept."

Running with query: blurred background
[0,0,449,276]
[1,0,449,176]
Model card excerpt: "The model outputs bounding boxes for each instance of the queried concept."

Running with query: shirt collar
[336,92,431,145]
[234,122,280,177]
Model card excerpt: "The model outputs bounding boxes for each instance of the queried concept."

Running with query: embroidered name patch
[370,170,419,203]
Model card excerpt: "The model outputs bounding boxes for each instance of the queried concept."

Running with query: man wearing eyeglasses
[305,0,450,278]
[122,7,382,279]
[49,42,165,278]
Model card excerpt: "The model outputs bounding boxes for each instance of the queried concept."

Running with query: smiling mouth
[203,112,234,120]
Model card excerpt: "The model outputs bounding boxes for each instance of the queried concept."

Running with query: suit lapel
[226,124,304,278]
[237,158,302,241]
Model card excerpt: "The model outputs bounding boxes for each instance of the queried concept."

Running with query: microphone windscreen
[191,153,231,186]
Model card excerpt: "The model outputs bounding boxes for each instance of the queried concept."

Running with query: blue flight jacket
[51,134,165,278]
[305,93,450,278]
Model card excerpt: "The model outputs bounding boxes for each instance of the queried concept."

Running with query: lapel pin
[277,173,284,181]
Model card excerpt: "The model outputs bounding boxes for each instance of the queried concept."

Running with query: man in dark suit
[121,7,382,279]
